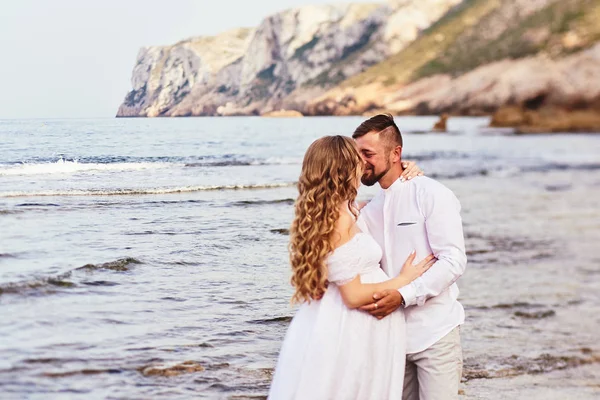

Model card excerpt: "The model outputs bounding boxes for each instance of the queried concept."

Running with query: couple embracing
[269,114,467,400]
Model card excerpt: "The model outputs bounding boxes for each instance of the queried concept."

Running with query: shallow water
[1,117,599,399]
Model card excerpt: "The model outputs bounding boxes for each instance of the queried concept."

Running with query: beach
[1,116,599,399]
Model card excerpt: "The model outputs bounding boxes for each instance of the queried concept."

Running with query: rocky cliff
[308,0,600,116]
[117,0,600,120]
[117,0,464,117]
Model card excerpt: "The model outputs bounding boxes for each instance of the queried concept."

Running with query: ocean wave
[0,272,75,296]
[0,209,23,215]
[463,350,600,382]
[0,257,142,297]
[228,198,295,207]
[256,157,302,165]
[17,203,61,207]
[0,183,298,198]
[43,368,124,378]
[248,316,293,324]
[0,155,301,176]
[76,257,141,272]
[521,162,600,173]
[0,158,174,176]
[185,156,301,167]
[122,230,205,236]
[428,162,600,180]
[407,151,474,162]
[185,161,253,167]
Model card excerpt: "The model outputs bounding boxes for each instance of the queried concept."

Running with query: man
[354,114,466,400]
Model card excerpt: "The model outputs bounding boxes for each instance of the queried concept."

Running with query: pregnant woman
[268,136,432,399]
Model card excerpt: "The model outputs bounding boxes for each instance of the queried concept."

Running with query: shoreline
[115,109,600,134]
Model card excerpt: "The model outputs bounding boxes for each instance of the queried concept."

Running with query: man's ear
[392,146,403,163]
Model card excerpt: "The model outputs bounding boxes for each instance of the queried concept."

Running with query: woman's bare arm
[337,252,434,309]
[330,203,434,309]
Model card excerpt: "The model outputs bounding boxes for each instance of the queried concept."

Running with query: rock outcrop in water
[139,361,204,377]
[118,0,600,131]
[491,104,600,133]
[261,109,304,118]
[117,0,463,117]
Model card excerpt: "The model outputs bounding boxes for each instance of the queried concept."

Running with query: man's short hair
[352,113,403,148]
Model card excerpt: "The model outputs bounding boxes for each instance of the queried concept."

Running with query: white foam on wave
[0,182,297,197]
[250,157,302,166]
[0,159,176,176]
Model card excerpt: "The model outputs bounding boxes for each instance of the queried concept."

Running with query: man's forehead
[355,130,382,148]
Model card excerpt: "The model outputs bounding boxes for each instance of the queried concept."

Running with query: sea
[1,116,599,399]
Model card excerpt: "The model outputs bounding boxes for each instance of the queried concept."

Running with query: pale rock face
[145,46,203,117]
[117,28,253,117]
[117,47,164,117]
[383,0,463,54]
[222,3,387,114]
[117,1,465,117]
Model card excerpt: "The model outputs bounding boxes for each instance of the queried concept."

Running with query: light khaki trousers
[402,326,463,400]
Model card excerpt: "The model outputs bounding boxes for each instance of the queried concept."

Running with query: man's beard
[361,164,390,186]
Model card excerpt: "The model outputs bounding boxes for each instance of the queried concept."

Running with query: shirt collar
[383,177,404,194]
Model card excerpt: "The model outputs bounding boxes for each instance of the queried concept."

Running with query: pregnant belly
[359,267,390,284]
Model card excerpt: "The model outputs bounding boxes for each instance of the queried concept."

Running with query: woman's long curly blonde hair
[290,135,364,303]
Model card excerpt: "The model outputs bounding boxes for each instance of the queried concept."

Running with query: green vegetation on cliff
[342,0,600,88]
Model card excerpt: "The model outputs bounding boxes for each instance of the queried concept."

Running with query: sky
[0,0,380,119]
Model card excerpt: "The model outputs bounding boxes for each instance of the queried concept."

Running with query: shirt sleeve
[399,182,467,307]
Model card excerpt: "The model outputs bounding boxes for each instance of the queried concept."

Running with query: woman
[269,136,432,399]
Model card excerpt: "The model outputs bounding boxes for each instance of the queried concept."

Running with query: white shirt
[357,176,467,354]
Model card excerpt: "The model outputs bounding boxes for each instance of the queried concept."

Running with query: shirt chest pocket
[394,218,426,238]
[395,209,424,228]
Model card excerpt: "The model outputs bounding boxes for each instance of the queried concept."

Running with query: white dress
[268,232,406,400]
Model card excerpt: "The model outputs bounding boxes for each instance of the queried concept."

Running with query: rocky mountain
[117,0,600,122]
[117,0,463,117]
[309,0,600,116]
